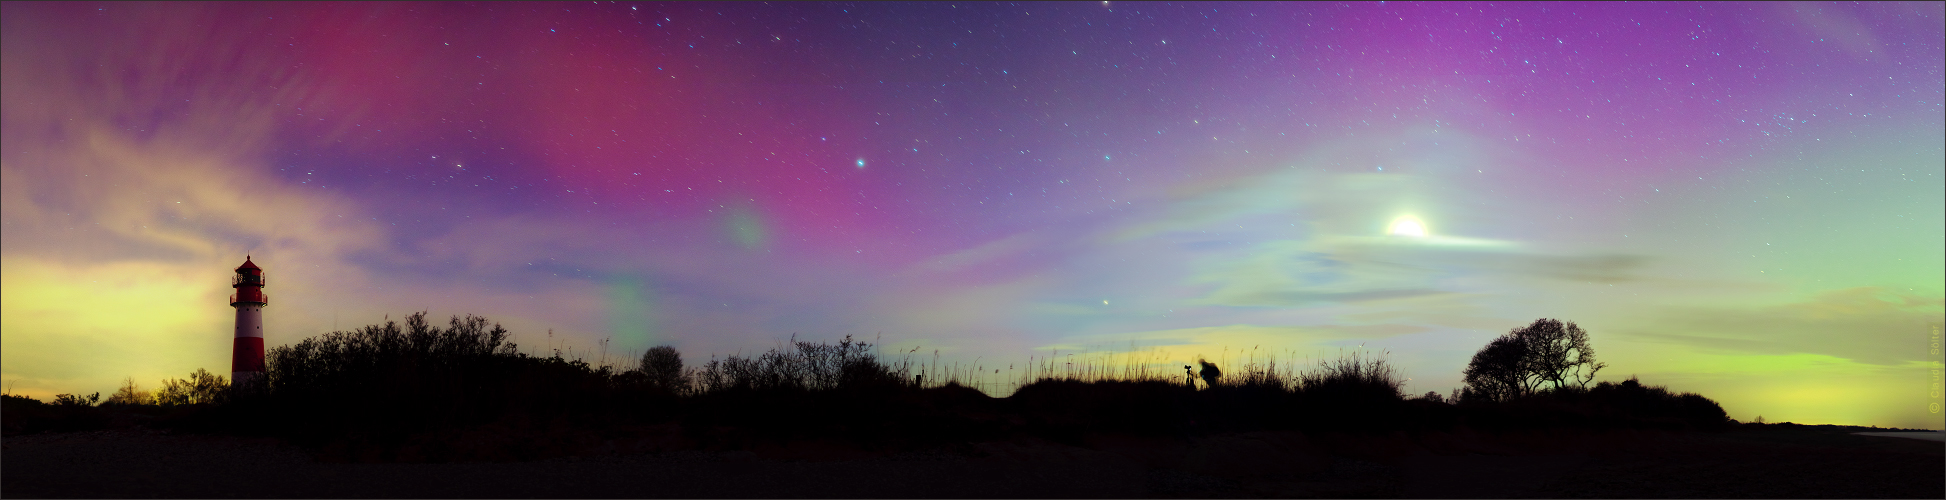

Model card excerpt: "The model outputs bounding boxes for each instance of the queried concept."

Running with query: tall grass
[1016,346,1185,384]
[1002,345,1393,395]
[1295,349,1402,399]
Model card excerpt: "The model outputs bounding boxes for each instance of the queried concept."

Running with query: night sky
[3,2,1941,429]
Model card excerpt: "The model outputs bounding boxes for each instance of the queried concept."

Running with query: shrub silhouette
[257,312,625,452]
[687,334,908,393]
[154,369,229,406]
[1297,350,1403,400]
[3,394,49,435]
[4,392,117,435]
[1583,376,1730,430]
[252,314,948,458]
[1294,350,1406,430]
[52,392,99,407]
[1461,375,1732,431]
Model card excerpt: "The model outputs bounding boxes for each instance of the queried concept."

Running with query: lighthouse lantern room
[230,256,268,387]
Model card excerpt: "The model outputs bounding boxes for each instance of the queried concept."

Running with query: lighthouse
[230,256,267,388]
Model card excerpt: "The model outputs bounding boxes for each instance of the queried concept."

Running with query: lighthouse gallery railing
[229,292,269,305]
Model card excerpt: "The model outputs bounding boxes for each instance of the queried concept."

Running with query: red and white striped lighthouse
[230,256,267,387]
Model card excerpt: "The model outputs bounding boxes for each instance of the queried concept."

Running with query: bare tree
[1462,318,1605,402]
[104,377,154,406]
[1515,318,1604,391]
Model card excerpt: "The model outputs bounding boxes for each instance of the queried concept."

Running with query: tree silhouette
[1462,318,1605,402]
[103,377,154,406]
[1519,318,1604,391]
[640,345,687,394]
[1461,334,1527,402]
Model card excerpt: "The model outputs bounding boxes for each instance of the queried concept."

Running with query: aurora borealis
[3,2,1940,429]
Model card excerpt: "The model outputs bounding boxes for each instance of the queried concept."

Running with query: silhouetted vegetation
[3,393,112,435]
[52,392,100,407]
[1293,349,1408,430]
[1461,318,1606,403]
[1450,319,1725,431]
[103,377,155,406]
[5,313,1743,462]
[637,345,687,394]
[249,313,634,455]
[686,334,912,393]
[1464,375,1734,431]
[155,369,229,406]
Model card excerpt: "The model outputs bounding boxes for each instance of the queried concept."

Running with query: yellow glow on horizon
[1598,346,1943,429]
[0,257,230,400]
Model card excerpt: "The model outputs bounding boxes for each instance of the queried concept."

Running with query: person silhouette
[1198,359,1221,388]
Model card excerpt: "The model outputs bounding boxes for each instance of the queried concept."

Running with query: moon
[1388,216,1428,237]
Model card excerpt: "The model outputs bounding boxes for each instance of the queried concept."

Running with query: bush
[1460,376,1731,431]
[52,392,100,407]
[258,312,625,447]
[4,392,118,435]
[251,313,929,457]
[687,335,908,393]
[1582,376,1730,430]
[1294,350,1406,430]
[155,369,228,406]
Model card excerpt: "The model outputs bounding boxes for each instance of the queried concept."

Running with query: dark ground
[3,424,1939,498]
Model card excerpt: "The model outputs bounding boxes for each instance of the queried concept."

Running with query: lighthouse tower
[230,256,268,388]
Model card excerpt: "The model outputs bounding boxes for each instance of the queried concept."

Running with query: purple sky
[4,2,1942,428]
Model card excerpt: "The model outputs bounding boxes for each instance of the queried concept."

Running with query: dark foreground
[5,424,1939,498]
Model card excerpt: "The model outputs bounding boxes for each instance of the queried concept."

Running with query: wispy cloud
[1623,287,1943,365]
